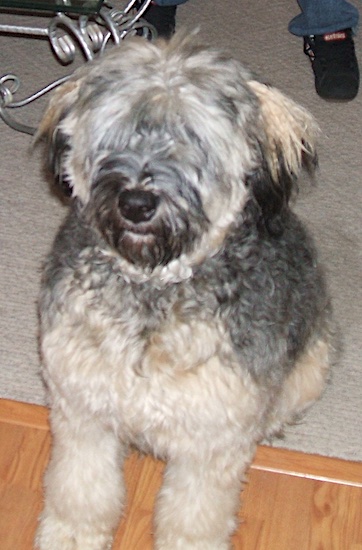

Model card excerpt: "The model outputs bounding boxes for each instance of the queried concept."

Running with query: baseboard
[0,398,49,430]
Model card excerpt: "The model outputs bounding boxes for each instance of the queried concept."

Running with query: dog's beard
[114,220,186,269]
[86,161,209,271]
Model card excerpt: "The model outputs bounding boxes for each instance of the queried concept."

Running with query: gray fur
[42,199,329,384]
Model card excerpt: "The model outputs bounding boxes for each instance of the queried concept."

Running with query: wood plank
[309,481,362,549]
[237,469,362,550]
[114,456,164,549]
[0,422,50,550]
[236,471,316,550]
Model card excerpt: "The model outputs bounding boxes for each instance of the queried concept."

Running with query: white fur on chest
[119,355,264,460]
[42,292,265,459]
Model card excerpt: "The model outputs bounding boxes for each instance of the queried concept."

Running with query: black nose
[118,189,159,223]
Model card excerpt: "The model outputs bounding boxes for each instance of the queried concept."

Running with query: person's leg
[141,0,188,38]
[289,0,359,100]
[289,0,359,36]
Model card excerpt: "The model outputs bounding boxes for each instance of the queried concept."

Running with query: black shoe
[142,3,177,38]
[304,29,359,100]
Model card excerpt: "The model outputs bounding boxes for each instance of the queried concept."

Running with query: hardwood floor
[1,399,361,550]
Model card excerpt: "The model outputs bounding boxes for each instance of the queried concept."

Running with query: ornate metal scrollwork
[0,0,156,134]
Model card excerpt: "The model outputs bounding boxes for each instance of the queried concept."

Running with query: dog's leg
[154,447,253,550]
[36,408,126,550]
[265,337,331,437]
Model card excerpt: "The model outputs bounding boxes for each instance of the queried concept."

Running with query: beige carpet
[0,0,361,461]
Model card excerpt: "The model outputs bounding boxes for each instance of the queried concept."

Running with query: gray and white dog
[36,32,332,550]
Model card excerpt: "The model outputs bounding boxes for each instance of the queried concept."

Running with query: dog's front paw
[35,514,113,550]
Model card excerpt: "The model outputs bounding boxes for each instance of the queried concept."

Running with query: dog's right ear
[36,79,81,197]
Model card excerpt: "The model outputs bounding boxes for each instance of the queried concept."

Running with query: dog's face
[38,33,318,280]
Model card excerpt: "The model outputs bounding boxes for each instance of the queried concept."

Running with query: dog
[35,32,332,550]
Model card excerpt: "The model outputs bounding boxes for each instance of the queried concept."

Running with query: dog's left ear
[36,79,81,197]
[246,80,319,233]
[248,80,319,181]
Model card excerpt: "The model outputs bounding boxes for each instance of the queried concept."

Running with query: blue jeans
[289,0,359,36]
[154,0,359,37]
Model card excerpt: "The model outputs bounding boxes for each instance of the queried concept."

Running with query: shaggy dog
[35,32,332,550]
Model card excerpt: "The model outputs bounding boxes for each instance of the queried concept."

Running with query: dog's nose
[118,189,159,223]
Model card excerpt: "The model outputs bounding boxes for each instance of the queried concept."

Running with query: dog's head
[38,32,318,282]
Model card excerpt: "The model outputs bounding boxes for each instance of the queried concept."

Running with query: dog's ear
[248,80,319,181]
[246,80,319,234]
[36,79,81,197]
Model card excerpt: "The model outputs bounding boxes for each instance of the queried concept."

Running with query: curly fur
[35,32,331,550]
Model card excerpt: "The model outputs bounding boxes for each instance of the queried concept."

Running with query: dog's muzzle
[118,189,160,224]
